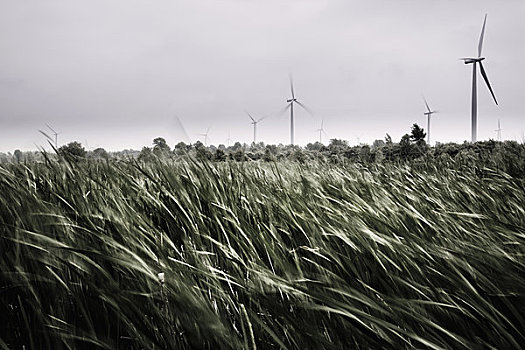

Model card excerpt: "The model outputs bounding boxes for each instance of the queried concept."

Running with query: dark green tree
[13,149,23,163]
[138,146,154,162]
[213,149,227,162]
[410,124,427,145]
[372,139,385,149]
[92,147,109,159]
[58,142,87,161]
[153,137,171,156]
[400,134,412,158]
[194,141,212,160]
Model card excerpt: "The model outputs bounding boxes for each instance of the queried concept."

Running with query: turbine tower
[423,97,437,144]
[315,119,327,144]
[495,119,502,141]
[226,130,231,147]
[286,75,312,145]
[460,14,498,143]
[247,112,266,144]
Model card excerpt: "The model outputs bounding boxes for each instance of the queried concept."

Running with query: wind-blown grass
[1,157,524,349]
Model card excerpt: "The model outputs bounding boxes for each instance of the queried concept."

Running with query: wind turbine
[315,119,327,144]
[39,124,59,149]
[495,119,502,141]
[285,75,312,145]
[460,14,498,143]
[247,111,266,144]
[226,130,232,147]
[423,97,437,144]
[199,127,211,146]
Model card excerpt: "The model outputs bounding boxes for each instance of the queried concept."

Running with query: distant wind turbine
[315,119,327,144]
[226,130,232,147]
[247,111,266,144]
[460,14,498,143]
[423,97,437,144]
[199,127,211,146]
[39,124,59,149]
[495,119,502,141]
[285,75,313,145]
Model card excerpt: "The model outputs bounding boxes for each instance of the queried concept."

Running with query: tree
[400,134,412,159]
[306,142,325,152]
[153,137,170,156]
[138,146,154,162]
[231,142,243,152]
[372,139,385,149]
[13,149,23,163]
[328,139,348,154]
[92,147,109,159]
[194,142,212,161]
[213,149,227,162]
[174,142,189,156]
[410,124,426,145]
[232,149,246,162]
[58,142,86,161]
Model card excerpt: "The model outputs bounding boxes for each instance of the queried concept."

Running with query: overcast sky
[1,0,524,151]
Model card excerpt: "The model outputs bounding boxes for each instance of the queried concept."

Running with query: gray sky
[1,0,524,151]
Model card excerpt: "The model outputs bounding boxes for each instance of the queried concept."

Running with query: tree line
[2,123,524,178]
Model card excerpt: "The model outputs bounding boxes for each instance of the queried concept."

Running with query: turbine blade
[289,74,295,99]
[46,123,57,134]
[246,111,256,122]
[423,96,431,113]
[478,14,487,58]
[479,62,498,105]
[174,115,192,143]
[39,130,53,142]
[295,100,314,116]
[277,104,291,117]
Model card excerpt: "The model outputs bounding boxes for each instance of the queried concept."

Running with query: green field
[1,157,524,349]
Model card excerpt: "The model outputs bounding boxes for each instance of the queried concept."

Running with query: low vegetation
[1,147,524,349]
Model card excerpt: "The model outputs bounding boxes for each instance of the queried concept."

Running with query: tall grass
[1,156,524,349]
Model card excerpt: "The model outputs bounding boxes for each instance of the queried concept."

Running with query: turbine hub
[462,57,485,64]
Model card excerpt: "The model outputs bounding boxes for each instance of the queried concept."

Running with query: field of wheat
[1,156,524,349]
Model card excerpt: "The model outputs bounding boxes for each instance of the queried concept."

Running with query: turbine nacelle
[461,57,485,64]
[287,98,297,103]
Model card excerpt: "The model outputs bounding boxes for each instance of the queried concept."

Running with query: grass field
[1,156,524,349]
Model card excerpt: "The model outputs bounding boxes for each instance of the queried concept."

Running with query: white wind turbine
[315,119,327,144]
[495,119,502,141]
[285,75,312,145]
[423,97,437,144]
[226,130,232,147]
[247,111,266,144]
[460,14,498,143]
[39,124,60,149]
[199,127,211,146]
